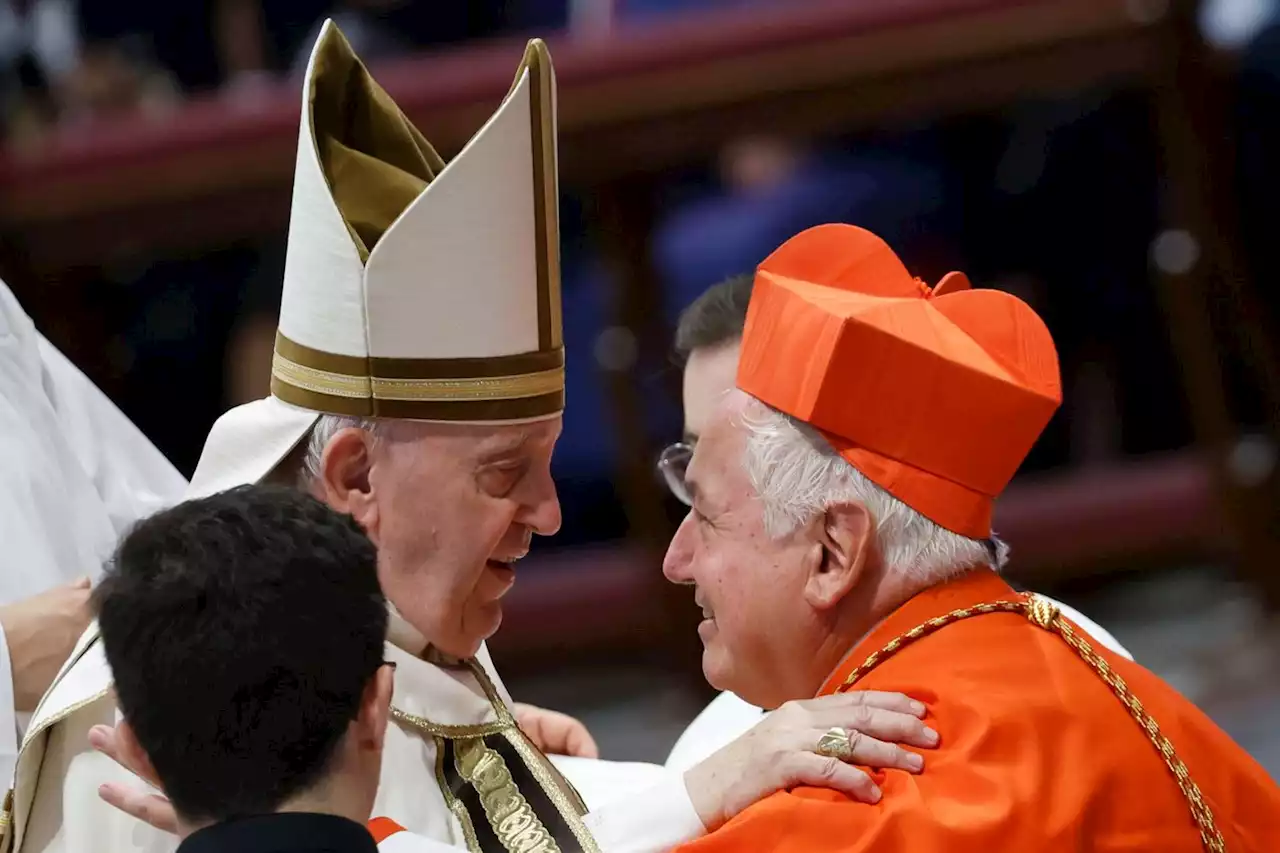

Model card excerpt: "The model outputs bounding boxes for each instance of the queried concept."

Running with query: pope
[3,24,935,853]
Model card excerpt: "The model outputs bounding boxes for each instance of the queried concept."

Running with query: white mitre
[2,22,583,853]
[190,21,564,498]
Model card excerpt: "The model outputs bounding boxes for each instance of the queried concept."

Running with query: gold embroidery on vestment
[433,734,482,853]
[455,737,560,853]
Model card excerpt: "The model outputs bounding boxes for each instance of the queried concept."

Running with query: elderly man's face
[663,392,819,709]
[358,417,563,659]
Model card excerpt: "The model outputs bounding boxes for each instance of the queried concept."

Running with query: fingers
[804,699,939,750]
[513,704,600,759]
[854,708,938,750]
[98,783,179,835]
[565,723,600,760]
[818,691,927,717]
[89,724,166,787]
[786,753,882,804]
[851,691,927,718]
[88,725,124,766]
[835,729,925,774]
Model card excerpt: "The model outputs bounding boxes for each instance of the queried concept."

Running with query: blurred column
[592,175,712,695]
[1151,0,1280,608]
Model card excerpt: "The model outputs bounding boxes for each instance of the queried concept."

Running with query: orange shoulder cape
[675,571,1280,853]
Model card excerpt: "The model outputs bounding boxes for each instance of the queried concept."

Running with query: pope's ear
[803,501,872,610]
[315,428,378,530]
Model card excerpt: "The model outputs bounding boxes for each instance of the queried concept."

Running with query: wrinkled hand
[683,691,937,830]
[513,702,600,759]
[0,578,93,710]
[88,724,178,835]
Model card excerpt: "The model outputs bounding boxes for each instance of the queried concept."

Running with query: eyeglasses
[657,442,694,507]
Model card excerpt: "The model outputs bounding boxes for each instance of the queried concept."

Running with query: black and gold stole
[392,659,599,853]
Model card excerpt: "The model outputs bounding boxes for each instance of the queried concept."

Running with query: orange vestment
[675,570,1280,853]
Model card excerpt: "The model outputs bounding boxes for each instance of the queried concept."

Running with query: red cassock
[674,569,1280,853]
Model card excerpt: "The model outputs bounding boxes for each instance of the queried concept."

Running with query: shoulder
[24,622,112,740]
[10,624,124,852]
[675,787,918,853]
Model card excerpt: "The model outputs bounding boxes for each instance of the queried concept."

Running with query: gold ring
[816,727,854,760]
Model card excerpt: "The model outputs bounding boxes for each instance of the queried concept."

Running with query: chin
[701,646,733,693]
[451,603,503,658]
[703,646,772,707]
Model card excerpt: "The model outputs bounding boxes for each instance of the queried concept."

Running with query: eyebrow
[683,430,699,444]
[479,432,531,461]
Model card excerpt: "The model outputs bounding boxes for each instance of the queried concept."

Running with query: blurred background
[2,0,1278,775]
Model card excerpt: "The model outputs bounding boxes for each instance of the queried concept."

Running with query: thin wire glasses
[656,441,694,507]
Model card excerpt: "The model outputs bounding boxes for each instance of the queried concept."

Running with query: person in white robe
[0,277,186,788]
[4,22,935,853]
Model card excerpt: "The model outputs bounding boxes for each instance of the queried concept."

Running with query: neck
[276,781,370,827]
[386,604,429,657]
[174,777,371,840]
[807,565,935,698]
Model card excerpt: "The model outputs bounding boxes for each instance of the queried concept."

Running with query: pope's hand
[682,691,937,830]
[512,702,600,758]
[89,724,178,835]
[0,578,93,710]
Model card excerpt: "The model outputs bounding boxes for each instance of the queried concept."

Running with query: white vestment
[5,614,704,853]
[0,280,186,790]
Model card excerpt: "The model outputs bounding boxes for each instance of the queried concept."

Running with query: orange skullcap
[736,224,1062,539]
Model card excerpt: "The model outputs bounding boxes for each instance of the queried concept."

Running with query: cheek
[696,549,747,622]
[706,547,793,635]
[451,505,522,596]
[709,576,763,638]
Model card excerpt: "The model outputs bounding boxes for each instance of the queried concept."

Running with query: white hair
[300,414,384,487]
[299,415,439,486]
[739,400,1006,584]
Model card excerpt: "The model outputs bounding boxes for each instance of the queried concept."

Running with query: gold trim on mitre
[271,332,565,421]
[271,22,565,424]
[519,38,563,354]
[307,26,444,263]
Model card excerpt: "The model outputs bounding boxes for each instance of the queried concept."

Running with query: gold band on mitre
[518,38,563,355]
[270,332,565,421]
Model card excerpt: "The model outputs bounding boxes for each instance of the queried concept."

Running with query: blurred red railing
[0,0,1249,662]
[0,0,1159,270]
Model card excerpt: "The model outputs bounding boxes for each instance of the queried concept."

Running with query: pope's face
[363,417,563,658]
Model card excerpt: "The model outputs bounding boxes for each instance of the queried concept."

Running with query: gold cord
[838,594,1226,853]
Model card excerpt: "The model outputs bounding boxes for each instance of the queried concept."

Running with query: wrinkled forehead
[380,414,563,457]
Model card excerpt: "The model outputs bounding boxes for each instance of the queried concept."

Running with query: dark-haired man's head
[93,484,393,835]
[673,273,753,442]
